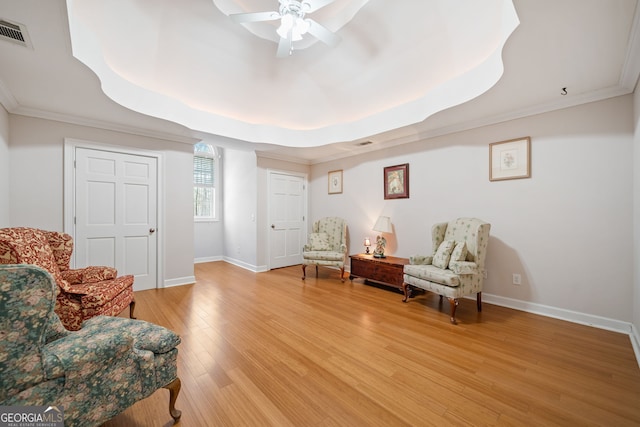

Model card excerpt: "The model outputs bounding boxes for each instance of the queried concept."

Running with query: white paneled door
[74,147,158,291]
[268,171,306,269]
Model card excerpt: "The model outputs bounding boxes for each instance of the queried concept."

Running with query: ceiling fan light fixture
[276,13,294,38]
[277,11,309,41]
[295,17,310,35]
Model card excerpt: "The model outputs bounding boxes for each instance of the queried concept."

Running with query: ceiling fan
[229,0,341,57]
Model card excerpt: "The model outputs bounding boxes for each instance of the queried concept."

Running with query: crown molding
[6,102,200,145]
[304,84,633,165]
[0,78,18,112]
[255,149,312,165]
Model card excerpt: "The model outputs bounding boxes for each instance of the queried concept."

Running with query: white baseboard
[163,275,195,288]
[223,256,268,273]
[195,256,223,264]
[478,293,639,367]
[630,324,640,369]
[482,293,633,334]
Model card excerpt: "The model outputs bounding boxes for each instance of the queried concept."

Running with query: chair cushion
[302,251,344,261]
[450,241,467,262]
[432,240,455,269]
[308,232,331,251]
[403,264,460,287]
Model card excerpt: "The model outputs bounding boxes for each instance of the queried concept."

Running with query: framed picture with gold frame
[328,169,343,194]
[489,137,531,181]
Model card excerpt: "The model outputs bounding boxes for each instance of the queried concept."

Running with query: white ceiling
[0,0,639,164]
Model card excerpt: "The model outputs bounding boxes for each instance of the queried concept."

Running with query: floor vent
[0,19,31,48]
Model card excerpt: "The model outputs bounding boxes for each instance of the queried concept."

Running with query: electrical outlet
[512,273,521,285]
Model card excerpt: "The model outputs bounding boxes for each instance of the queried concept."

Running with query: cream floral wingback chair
[403,218,491,324]
[302,217,348,282]
[0,227,135,330]
[0,264,182,426]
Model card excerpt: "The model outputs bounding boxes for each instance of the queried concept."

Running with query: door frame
[266,168,308,270]
[63,138,164,288]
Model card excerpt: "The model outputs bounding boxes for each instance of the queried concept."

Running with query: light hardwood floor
[104,262,640,426]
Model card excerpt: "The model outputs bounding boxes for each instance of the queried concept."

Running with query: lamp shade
[373,216,392,233]
[364,237,371,246]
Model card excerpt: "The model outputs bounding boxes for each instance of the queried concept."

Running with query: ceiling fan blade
[229,11,281,24]
[276,36,292,58]
[306,18,340,47]
[301,0,337,13]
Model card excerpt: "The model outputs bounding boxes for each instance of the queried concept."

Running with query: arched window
[193,143,219,220]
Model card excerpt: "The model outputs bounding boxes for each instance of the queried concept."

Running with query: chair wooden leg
[302,264,306,280]
[340,267,345,282]
[402,283,410,302]
[448,298,459,324]
[477,292,482,312]
[315,265,319,277]
[164,377,182,421]
[129,300,136,319]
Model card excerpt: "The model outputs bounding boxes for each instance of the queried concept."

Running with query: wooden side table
[349,254,410,290]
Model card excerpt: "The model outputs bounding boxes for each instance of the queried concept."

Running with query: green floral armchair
[302,217,348,281]
[0,264,182,426]
[403,218,491,324]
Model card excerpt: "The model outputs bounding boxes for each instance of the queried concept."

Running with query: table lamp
[372,216,392,258]
[364,237,371,254]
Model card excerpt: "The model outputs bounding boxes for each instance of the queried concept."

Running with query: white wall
[8,115,195,286]
[0,105,9,227]
[310,95,634,323]
[223,148,258,269]
[633,86,640,336]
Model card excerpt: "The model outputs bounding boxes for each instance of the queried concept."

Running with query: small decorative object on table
[372,215,392,258]
[364,237,371,254]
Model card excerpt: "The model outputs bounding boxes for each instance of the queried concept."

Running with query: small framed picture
[328,169,343,194]
[384,163,409,199]
[489,137,531,181]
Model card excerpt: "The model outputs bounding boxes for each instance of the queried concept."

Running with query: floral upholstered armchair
[0,227,135,330]
[302,217,348,281]
[0,264,182,426]
[403,218,491,324]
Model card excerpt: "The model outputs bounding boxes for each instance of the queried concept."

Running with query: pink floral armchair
[0,227,135,330]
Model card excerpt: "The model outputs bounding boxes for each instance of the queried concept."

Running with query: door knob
[149,228,156,233]
[271,224,275,229]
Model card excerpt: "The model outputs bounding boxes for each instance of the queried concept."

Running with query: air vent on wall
[0,19,32,48]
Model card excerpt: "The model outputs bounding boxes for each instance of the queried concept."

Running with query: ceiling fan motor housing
[279,1,307,19]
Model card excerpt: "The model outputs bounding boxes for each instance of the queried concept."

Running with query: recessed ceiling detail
[66,0,519,147]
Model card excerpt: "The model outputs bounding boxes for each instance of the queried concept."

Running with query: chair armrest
[61,266,117,284]
[82,315,180,354]
[410,255,433,265]
[43,328,133,380]
[449,261,479,275]
[339,244,347,254]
